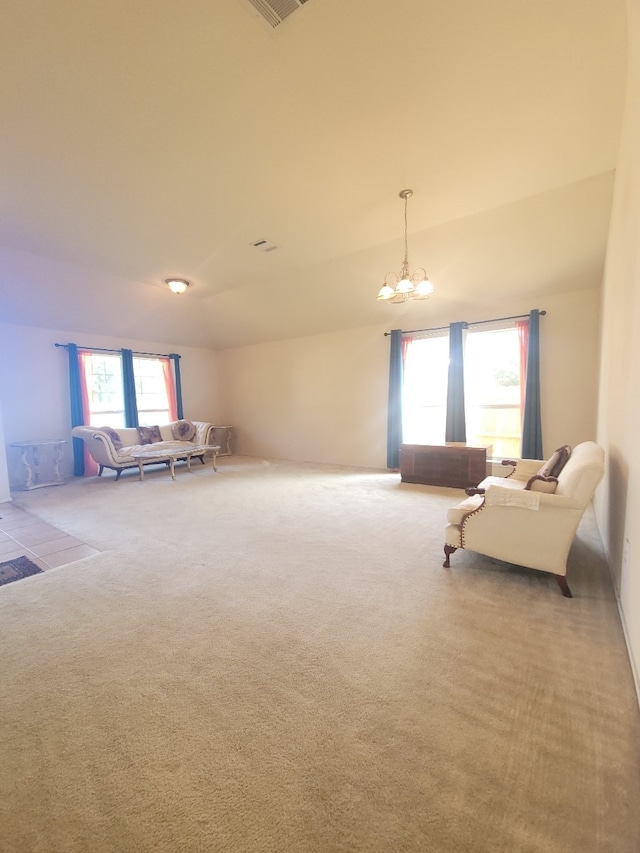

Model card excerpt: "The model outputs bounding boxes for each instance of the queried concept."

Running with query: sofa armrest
[192,421,215,445]
[71,426,96,441]
[70,426,121,466]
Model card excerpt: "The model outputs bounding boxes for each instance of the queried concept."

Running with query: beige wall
[595,0,640,693]
[218,325,390,468]
[0,323,221,487]
[218,286,602,470]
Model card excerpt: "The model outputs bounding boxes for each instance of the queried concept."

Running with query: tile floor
[0,502,99,573]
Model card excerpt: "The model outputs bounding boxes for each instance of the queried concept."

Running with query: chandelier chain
[403,193,409,266]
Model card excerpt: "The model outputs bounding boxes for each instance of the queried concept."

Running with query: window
[464,327,521,458]
[402,335,449,445]
[81,352,176,427]
[83,353,125,427]
[401,324,523,458]
[133,357,172,425]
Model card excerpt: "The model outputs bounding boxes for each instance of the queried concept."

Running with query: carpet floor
[0,456,638,853]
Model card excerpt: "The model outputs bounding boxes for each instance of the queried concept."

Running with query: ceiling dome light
[166,278,190,295]
[377,189,434,304]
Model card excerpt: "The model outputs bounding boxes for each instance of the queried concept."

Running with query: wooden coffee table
[131,444,220,481]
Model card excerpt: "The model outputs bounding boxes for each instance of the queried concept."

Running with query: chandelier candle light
[377,189,434,303]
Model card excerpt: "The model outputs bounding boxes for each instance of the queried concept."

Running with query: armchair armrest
[506,458,546,483]
[460,487,585,574]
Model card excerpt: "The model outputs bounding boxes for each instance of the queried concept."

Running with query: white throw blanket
[485,485,541,511]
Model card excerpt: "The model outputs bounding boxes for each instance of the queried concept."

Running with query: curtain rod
[54,343,181,359]
[384,310,546,337]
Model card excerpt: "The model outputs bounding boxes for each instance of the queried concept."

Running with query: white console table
[211,426,234,456]
[11,439,67,490]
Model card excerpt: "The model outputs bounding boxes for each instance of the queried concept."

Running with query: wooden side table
[400,443,492,489]
[11,440,67,490]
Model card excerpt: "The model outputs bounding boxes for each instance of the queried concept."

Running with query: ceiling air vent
[244,0,310,29]
[251,238,279,252]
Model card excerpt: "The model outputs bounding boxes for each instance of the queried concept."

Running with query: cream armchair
[443,441,605,597]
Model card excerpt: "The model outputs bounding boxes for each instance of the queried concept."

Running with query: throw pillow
[525,474,559,494]
[537,445,571,479]
[100,426,123,449]
[171,419,196,441]
[137,425,163,445]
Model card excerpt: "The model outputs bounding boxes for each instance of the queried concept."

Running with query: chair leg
[443,545,457,568]
[556,575,573,598]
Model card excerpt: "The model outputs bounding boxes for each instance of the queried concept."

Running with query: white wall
[595,0,640,695]
[0,323,221,488]
[218,325,390,469]
[218,286,602,470]
[0,396,11,503]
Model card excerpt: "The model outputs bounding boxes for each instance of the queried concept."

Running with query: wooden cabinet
[400,443,491,489]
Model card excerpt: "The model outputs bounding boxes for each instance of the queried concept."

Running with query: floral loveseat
[71,420,216,480]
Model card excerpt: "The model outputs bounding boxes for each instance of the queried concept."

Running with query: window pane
[133,357,171,425]
[464,328,521,458]
[83,354,125,427]
[402,336,449,444]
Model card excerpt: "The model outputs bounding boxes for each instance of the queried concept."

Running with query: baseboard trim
[604,543,640,708]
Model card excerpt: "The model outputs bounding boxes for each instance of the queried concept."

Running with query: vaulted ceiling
[0,0,627,348]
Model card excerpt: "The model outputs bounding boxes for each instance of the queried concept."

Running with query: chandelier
[377,189,434,303]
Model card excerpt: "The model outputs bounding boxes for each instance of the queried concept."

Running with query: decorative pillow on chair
[525,474,559,494]
[171,419,196,441]
[100,426,123,450]
[137,425,163,445]
[537,445,571,479]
